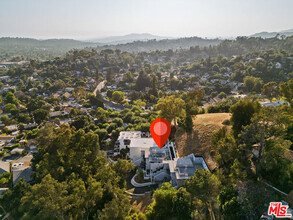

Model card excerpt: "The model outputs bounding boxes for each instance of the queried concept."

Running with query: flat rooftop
[118,131,142,139]
[129,138,157,148]
[167,156,207,180]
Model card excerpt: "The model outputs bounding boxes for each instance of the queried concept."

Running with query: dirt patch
[134,174,150,183]
[130,193,153,213]
[175,113,231,170]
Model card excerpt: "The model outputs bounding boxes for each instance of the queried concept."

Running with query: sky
[1,0,293,40]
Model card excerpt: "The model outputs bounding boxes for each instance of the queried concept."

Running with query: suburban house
[115,131,209,187]
[49,111,64,118]
[6,124,18,132]
[23,123,38,130]
[260,100,290,107]
[0,135,16,143]
[0,161,10,175]
[12,164,33,186]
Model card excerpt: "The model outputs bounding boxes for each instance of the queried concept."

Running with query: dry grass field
[175,113,231,170]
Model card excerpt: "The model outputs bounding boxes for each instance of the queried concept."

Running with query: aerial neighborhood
[0,35,293,219]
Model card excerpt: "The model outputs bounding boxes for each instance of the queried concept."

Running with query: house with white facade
[115,131,209,187]
[260,100,290,107]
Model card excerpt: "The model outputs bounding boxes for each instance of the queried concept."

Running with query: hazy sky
[1,0,293,39]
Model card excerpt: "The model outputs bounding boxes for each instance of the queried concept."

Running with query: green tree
[148,74,158,97]
[156,95,185,126]
[124,71,134,82]
[69,107,81,118]
[95,107,108,123]
[27,98,46,112]
[135,70,151,91]
[262,81,279,102]
[18,113,32,123]
[95,128,108,144]
[88,93,103,108]
[230,100,261,138]
[98,191,132,220]
[218,92,227,99]
[184,90,205,132]
[185,169,220,217]
[0,115,13,125]
[33,109,49,124]
[70,115,91,130]
[185,90,205,115]
[239,106,291,178]
[23,124,137,219]
[243,76,263,93]
[218,185,241,220]
[0,179,30,219]
[106,67,114,83]
[4,103,19,116]
[280,78,293,106]
[133,99,146,108]
[172,187,192,220]
[112,159,135,188]
[185,169,220,204]
[145,182,176,220]
[125,211,146,220]
[259,139,293,193]
[0,172,11,187]
[20,174,70,219]
[4,92,18,105]
[72,86,87,99]
[112,91,125,104]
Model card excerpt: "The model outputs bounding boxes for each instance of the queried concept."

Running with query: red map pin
[150,118,171,149]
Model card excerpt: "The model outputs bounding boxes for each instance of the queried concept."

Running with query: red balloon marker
[150,118,171,149]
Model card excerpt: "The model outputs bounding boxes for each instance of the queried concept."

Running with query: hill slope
[175,113,231,170]
[250,29,293,38]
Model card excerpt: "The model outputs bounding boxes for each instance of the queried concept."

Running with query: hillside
[0,37,99,61]
[98,36,222,52]
[250,28,293,38]
[175,113,231,170]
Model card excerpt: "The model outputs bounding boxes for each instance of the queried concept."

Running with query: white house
[6,124,18,131]
[128,138,157,166]
[261,100,290,107]
[114,131,142,154]
[115,131,209,187]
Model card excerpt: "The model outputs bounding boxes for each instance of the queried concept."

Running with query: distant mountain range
[0,37,100,48]
[97,36,221,52]
[1,29,293,61]
[0,37,100,61]
[250,28,293,38]
[88,33,172,44]
[0,35,221,60]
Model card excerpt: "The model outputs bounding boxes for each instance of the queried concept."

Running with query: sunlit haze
[1,0,293,39]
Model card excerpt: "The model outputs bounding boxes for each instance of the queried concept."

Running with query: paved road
[93,80,106,96]
[93,80,130,110]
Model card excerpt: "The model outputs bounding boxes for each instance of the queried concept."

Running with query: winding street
[93,80,106,96]
[93,80,130,110]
